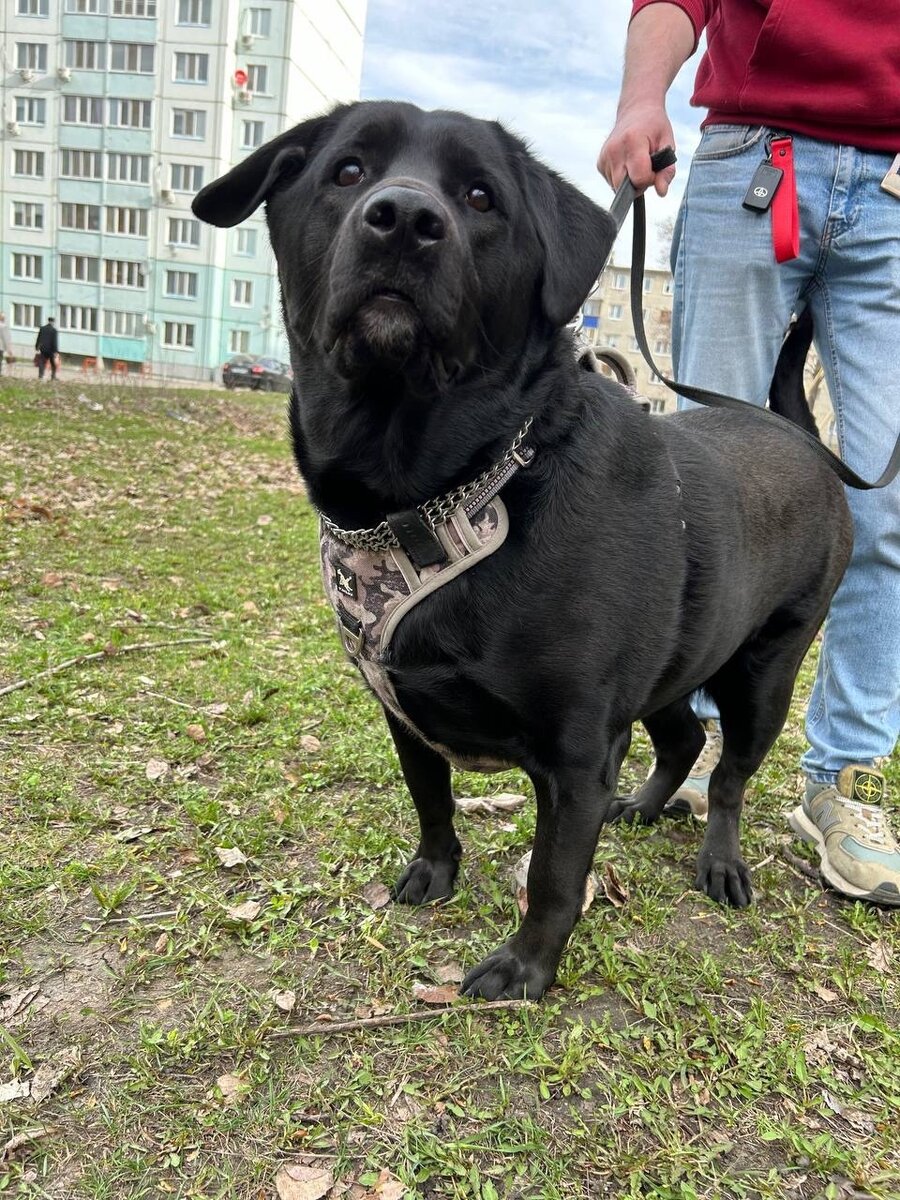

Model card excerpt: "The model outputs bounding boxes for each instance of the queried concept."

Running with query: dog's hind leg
[386,711,462,905]
[697,617,817,908]
[607,699,706,825]
[462,725,631,1001]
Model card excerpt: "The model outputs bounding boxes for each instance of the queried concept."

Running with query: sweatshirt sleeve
[630,0,713,50]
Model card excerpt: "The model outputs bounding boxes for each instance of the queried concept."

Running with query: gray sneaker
[789,765,900,906]
[664,719,722,821]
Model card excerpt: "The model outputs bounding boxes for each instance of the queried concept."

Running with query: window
[163,321,195,348]
[12,201,44,230]
[164,270,198,298]
[232,279,253,306]
[167,218,200,247]
[65,0,104,12]
[229,329,250,354]
[60,255,100,283]
[16,43,48,71]
[61,203,101,231]
[108,99,152,129]
[643,276,653,293]
[61,149,103,179]
[170,163,204,192]
[248,8,271,36]
[59,305,99,332]
[654,338,671,356]
[607,304,624,320]
[12,253,43,281]
[113,0,157,14]
[103,310,143,336]
[630,336,641,352]
[104,259,146,288]
[177,0,210,24]
[236,228,257,256]
[13,150,45,178]
[18,0,50,14]
[247,64,268,94]
[612,272,627,290]
[663,277,674,295]
[604,335,619,348]
[172,108,206,139]
[106,206,148,236]
[12,304,42,329]
[174,52,208,84]
[64,41,105,70]
[110,43,154,73]
[107,152,150,183]
[62,96,103,125]
[15,96,46,125]
[241,120,264,150]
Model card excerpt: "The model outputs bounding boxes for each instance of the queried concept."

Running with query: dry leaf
[412,982,458,1006]
[456,793,526,815]
[599,862,629,908]
[274,1162,334,1200]
[225,900,262,923]
[0,987,41,1023]
[113,825,154,843]
[30,1046,81,1104]
[865,940,893,974]
[214,846,249,869]
[185,723,206,742]
[257,514,273,526]
[299,735,321,754]
[0,1079,30,1104]
[811,983,839,1003]
[0,1126,53,1160]
[433,962,464,985]
[361,881,391,910]
[242,600,260,615]
[217,1073,251,1107]
[373,1169,407,1200]
[273,990,296,1013]
[153,933,168,954]
[145,758,169,782]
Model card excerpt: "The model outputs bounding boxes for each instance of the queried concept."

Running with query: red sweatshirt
[631,0,900,151]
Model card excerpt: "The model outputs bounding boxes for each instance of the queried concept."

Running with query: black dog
[194,102,852,1000]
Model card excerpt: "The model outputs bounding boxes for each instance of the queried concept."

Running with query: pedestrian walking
[35,317,58,381]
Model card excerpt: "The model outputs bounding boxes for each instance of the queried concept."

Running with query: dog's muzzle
[361,183,449,253]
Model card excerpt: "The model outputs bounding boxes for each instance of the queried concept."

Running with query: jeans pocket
[692,124,766,162]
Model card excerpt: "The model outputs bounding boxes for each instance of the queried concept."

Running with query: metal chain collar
[319,418,534,551]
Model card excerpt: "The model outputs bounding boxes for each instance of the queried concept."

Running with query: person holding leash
[599,0,900,906]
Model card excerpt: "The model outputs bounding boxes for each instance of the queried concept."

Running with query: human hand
[598,104,678,196]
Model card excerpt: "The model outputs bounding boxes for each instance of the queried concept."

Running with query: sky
[359,0,705,266]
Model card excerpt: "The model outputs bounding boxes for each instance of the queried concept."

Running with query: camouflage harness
[319,424,534,728]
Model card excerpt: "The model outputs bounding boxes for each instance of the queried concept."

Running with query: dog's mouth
[325,284,429,374]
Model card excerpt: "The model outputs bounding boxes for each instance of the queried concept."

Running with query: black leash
[609,149,900,491]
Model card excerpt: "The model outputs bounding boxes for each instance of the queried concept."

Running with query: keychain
[743,132,799,262]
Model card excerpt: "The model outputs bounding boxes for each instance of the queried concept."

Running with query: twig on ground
[269,998,528,1039]
[0,637,215,698]
[82,908,180,925]
[779,847,822,884]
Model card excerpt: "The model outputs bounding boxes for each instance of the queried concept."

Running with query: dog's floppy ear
[521,157,618,327]
[192,105,351,228]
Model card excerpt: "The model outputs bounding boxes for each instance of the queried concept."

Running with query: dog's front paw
[392,855,458,905]
[460,942,554,1001]
[606,794,660,825]
[695,852,753,908]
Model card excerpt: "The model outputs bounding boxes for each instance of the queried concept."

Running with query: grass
[0,378,897,1200]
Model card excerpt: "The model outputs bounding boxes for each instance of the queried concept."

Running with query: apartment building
[579,262,676,413]
[0,0,367,378]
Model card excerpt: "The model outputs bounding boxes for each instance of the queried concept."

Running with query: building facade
[0,0,367,378]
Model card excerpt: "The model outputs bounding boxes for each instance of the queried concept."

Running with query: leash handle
[627,194,900,490]
[608,146,677,231]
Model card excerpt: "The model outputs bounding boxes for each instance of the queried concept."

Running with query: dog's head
[193,101,615,384]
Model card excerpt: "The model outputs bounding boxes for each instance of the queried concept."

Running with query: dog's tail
[768,307,819,437]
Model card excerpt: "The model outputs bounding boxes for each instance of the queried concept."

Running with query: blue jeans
[671,125,900,782]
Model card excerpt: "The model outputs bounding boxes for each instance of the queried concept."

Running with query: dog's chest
[320,498,511,767]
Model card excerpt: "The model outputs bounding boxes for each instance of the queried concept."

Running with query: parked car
[222,355,293,392]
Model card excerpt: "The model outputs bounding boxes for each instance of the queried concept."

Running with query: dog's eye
[465,184,493,213]
[334,159,365,187]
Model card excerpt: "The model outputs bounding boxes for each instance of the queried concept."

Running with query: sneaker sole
[788,805,900,906]
[664,794,708,822]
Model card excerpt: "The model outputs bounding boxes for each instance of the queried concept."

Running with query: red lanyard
[770,136,799,262]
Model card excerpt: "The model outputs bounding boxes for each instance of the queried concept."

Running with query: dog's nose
[362,185,446,247]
